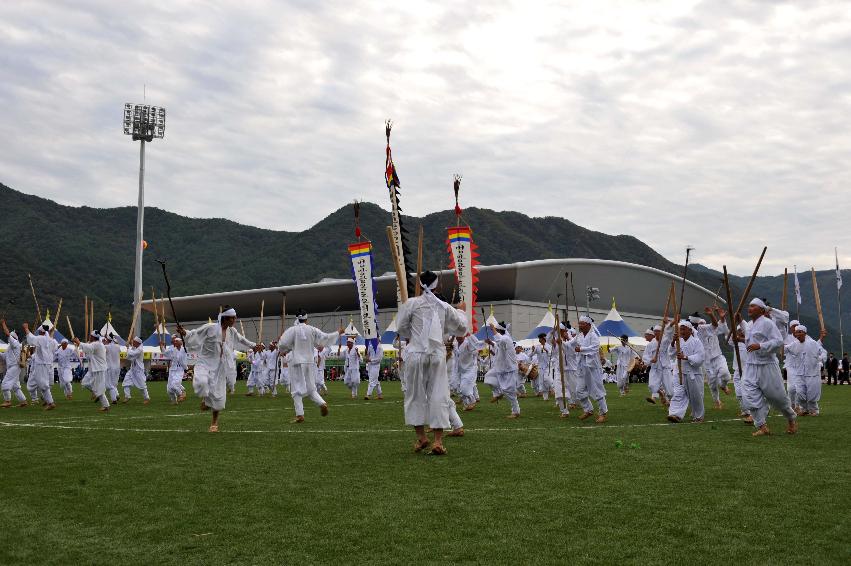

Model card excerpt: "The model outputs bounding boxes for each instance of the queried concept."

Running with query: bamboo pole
[812,268,825,334]
[727,247,768,342]
[84,296,89,338]
[415,225,424,297]
[52,298,63,330]
[723,266,743,379]
[28,273,42,324]
[733,247,768,319]
[259,299,265,343]
[781,268,788,312]
[554,312,567,402]
[66,315,76,341]
[386,226,409,303]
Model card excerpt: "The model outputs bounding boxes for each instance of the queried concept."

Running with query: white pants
[732,369,750,415]
[122,368,149,399]
[403,352,452,429]
[227,367,237,393]
[485,368,520,414]
[796,374,821,414]
[744,361,796,428]
[786,369,801,408]
[90,370,110,408]
[459,366,478,406]
[29,364,55,405]
[344,367,360,396]
[577,364,607,415]
[2,366,26,403]
[167,370,184,401]
[106,368,120,402]
[706,355,731,403]
[615,366,629,393]
[58,366,73,395]
[448,399,463,430]
[366,363,382,397]
[667,372,705,420]
[289,364,326,417]
[193,362,228,411]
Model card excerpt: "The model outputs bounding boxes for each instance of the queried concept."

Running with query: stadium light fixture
[123,103,166,331]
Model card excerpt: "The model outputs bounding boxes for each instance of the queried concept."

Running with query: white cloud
[1,0,850,274]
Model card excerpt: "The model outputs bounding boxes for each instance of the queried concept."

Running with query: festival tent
[525,307,556,339]
[100,320,126,346]
[380,316,398,344]
[37,316,69,344]
[337,320,365,346]
[595,300,638,339]
[142,324,171,347]
[473,308,499,340]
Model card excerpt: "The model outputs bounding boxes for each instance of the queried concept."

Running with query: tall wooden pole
[812,268,825,334]
[554,312,567,402]
[723,266,743,379]
[415,225,424,297]
[259,299,265,343]
[386,226,409,304]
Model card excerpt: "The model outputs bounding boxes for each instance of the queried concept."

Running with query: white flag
[837,248,843,291]
[794,265,802,305]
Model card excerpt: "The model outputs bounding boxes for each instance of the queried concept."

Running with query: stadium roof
[142,258,723,322]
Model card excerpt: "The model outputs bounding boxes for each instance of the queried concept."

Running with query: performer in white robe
[178,307,255,432]
[396,271,468,454]
[740,298,798,436]
[483,321,521,418]
[692,311,731,409]
[74,331,110,411]
[246,346,265,396]
[277,310,340,423]
[550,324,574,417]
[122,337,150,404]
[447,340,461,396]
[314,346,328,395]
[783,320,803,412]
[454,334,483,410]
[25,323,57,410]
[641,328,660,404]
[264,344,279,397]
[104,335,122,404]
[784,325,827,416]
[568,316,608,423]
[342,340,362,399]
[530,334,553,399]
[725,320,752,422]
[162,336,188,404]
[611,335,636,396]
[0,325,27,407]
[280,351,292,391]
[365,341,384,400]
[54,339,78,399]
[515,345,531,397]
[666,320,706,423]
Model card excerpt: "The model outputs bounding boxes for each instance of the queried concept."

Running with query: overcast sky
[2,1,849,275]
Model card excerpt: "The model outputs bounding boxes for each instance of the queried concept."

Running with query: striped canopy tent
[142,324,171,347]
[100,320,126,346]
[37,316,68,344]
[337,320,365,346]
[525,306,556,339]
[380,316,398,344]
[473,308,499,340]
[595,299,638,339]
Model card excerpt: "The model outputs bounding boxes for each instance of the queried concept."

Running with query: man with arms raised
[396,271,468,455]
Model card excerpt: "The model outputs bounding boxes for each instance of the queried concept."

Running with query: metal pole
[132,139,146,334]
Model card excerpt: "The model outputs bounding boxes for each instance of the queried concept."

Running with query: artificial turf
[0,379,848,565]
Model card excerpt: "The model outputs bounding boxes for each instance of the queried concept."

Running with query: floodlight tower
[123,103,166,332]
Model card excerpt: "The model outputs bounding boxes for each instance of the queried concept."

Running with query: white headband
[420,279,439,291]
[678,320,693,330]
[579,315,593,324]
[749,298,767,309]
[688,316,703,325]
[795,324,807,333]
[653,325,662,332]
[789,320,800,327]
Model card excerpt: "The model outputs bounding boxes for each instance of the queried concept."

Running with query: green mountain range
[1,182,847,352]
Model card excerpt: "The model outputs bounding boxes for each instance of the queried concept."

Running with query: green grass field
[0,379,848,565]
